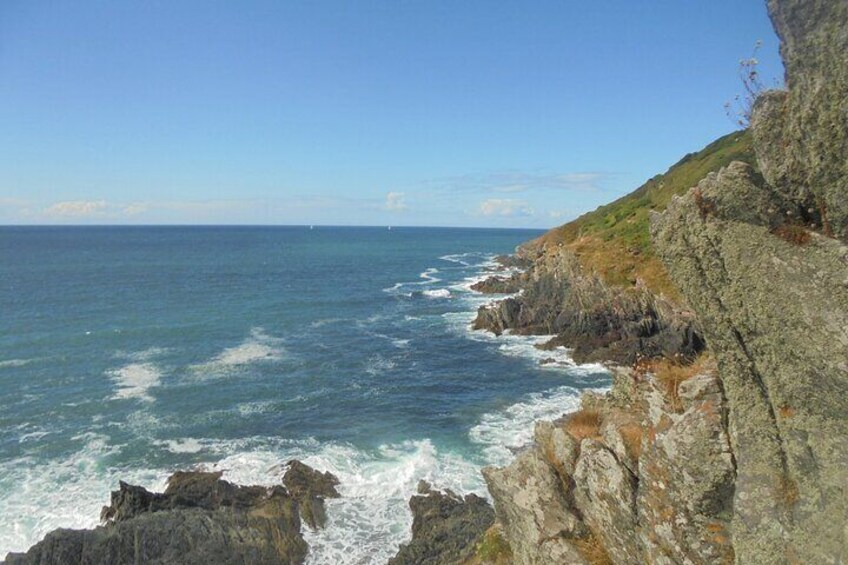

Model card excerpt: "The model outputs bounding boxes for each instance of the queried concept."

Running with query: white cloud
[384,191,408,211]
[478,198,534,217]
[44,200,109,217]
[428,171,608,194]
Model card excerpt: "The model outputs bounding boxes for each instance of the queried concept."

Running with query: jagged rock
[638,373,736,564]
[483,449,587,565]
[4,471,308,565]
[752,0,848,240]
[652,2,848,557]
[470,275,523,294]
[388,483,494,565]
[282,459,341,530]
[572,439,640,565]
[472,246,704,365]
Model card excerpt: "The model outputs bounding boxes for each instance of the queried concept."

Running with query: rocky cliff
[3,462,339,565]
[480,1,847,563]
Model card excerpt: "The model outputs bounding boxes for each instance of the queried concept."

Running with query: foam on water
[107,362,162,402]
[0,433,165,557]
[469,385,583,466]
[0,359,34,369]
[422,288,451,299]
[191,327,285,377]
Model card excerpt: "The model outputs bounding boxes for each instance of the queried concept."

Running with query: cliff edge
[480,1,847,563]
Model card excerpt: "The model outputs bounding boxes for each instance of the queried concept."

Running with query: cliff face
[482,1,847,563]
[651,1,848,561]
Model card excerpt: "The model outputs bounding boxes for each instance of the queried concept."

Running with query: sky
[0,1,784,228]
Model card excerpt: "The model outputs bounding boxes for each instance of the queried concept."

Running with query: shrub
[651,353,713,413]
[618,423,643,461]
[565,409,604,441]
[571,532,614,565]
[725,41,768,128]
[772,223,811,245]
[475,525,512,564]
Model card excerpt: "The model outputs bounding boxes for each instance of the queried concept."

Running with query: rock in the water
[388,483,494,565]
[470,275,522,294]
[4,471,308,565]
[282,459,341,530]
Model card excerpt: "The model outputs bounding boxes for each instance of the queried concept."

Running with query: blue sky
[0,1,783,227]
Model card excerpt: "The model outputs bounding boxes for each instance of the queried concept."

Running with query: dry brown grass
[618,423,643,461]
[650,353,713,413]
[777,476,799,507]
[564,409,604,442]
[571,533,614,565]
[772,223,812,245]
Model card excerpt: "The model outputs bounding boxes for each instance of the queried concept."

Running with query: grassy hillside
[534,130,755,299]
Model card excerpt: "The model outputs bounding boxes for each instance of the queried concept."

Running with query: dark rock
[470,275,522,294]
[4,471,308,565]
[388,485,495,565]
[282,460,341,530]
[472,247,703,365]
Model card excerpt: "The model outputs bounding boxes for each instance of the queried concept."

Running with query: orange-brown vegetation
[571,532,614,565]
[772,223,812,245]
[564,409,604,442]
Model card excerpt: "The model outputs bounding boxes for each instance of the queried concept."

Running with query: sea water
[0,226,610,563]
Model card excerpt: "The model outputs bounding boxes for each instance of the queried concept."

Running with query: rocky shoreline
[7,1,847,563]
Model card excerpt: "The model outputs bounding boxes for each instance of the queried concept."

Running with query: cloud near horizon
[383,191,408,212]
[428,171,609,194]
[44,200,109,217]
[478,198,534,218]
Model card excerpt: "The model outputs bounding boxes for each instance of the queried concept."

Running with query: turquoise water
[0,226,609,562]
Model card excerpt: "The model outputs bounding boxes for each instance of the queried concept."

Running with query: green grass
[534,130,755,299]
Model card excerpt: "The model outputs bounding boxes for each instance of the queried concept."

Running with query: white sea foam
[107,362,162,402]
[156,437,204,454]
[365,355,397,376]
[192,327,285,377]
[0,358,34,369]
[0,433,487,563]
[0,433,165,557]
[422,288,451,299]
[419,267,441,283]
[469,386,584,465]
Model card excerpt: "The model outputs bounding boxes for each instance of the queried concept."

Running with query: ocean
[0,226,610,563]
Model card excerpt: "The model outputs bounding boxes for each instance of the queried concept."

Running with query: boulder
[388,481,494,565]
[4,471,308,565]
[282,459,341,530]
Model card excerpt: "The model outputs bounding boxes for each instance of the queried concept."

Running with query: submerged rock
[3,469,322,565]
[388,481,494,565]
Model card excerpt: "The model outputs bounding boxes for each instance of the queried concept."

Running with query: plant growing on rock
[724,41,767,128]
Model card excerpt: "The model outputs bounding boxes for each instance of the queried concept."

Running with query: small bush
[475,525,512,564]
[651,353,713,413]
[565,409,604,441]
[571,533,614,565]
[772,223,811,245]
[693,187,716,218]
[618,423,643,461]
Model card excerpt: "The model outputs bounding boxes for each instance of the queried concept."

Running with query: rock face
[389,481,494,565]
[752,0,848,240]
[473,246,703,365]
[3,464,341,565]
[282,459,341,530]
[483,3,847,564]
[483,367,736,565]
[650,1,848,561]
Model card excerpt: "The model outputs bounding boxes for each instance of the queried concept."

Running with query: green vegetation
[535,130,756,298]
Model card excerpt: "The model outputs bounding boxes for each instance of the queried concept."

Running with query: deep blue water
[0,226,609,562]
